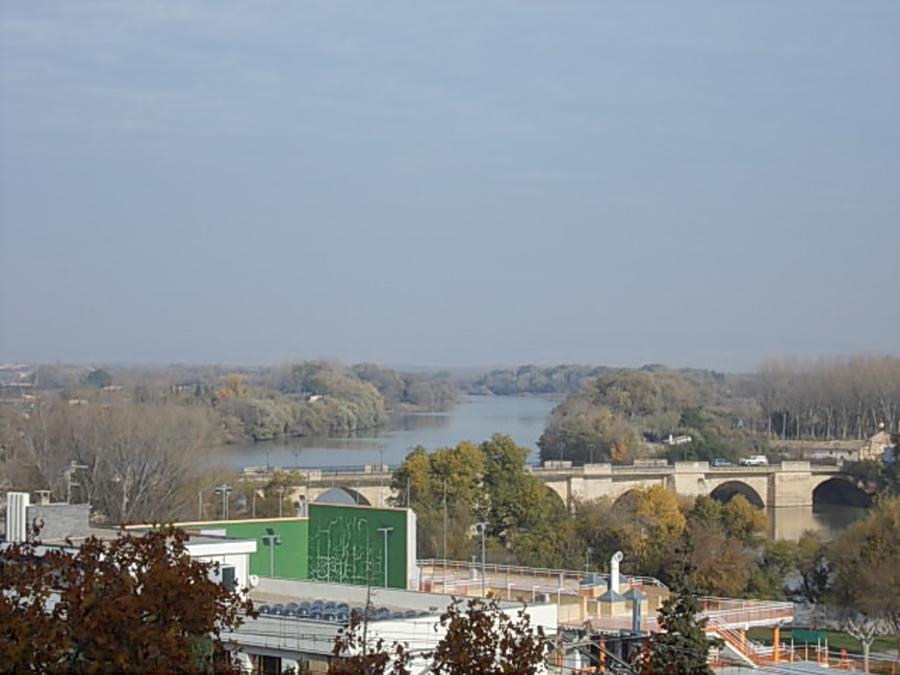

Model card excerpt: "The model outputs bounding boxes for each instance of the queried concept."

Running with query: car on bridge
[711,458,733,467]
[739,455,769,466]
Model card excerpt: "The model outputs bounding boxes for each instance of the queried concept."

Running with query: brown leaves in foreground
[0,525,254,673]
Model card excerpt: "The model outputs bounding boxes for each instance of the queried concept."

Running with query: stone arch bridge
[245,460,853,514]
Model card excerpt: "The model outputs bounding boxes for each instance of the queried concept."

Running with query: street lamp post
[379,448,385,505]
[277,486,285,517]
[215,484,232,520]
[476,522,487,597]
[377,526,393,588]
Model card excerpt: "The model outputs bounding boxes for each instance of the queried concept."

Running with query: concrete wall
[27,503,90,541]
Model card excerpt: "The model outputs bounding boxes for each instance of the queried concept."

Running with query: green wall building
[168,503,417,589]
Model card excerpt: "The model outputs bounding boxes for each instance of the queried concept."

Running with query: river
[215,394,558,470]
[213,394,865,540]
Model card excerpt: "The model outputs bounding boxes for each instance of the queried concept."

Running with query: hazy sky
[2,1,898,371]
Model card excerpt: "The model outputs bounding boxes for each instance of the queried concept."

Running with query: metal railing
[417,559,668,590]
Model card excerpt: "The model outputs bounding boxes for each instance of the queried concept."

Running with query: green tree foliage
[481,435,573,567]
[644,537,718,675]
[391,435,571,566]
[0,526,254,672]
[391,443,484,559]
[792,530,831,607]
[539,367,763,465]
[350,363,457,412]
[574,487,687,579]
[217,363,389,441]
[539,400,642,464]
[464,364,608,395]
[829,498,900,630]
[682,496,769,596]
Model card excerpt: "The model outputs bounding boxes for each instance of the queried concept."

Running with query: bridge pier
[671,462,711,499]
[769,461,815,508]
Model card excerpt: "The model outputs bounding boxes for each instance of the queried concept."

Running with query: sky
[1,1,898,371]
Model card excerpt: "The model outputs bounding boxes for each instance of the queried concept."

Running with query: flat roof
[125,515,309,529]
[28,526,252,548]
[251,577,530,615]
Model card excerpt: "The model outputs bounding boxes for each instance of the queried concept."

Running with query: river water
[213,394,865,540]
[215,394,557,470]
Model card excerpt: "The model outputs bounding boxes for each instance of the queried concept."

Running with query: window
[250,654,282,675]
[221,564,236,591]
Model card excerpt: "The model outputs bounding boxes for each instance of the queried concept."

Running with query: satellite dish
[248,574,260,589]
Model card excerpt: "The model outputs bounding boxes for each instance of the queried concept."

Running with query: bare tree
[844,615,887,674]
[3,399,222,524]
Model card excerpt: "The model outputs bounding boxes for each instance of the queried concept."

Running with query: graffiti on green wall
[308,504,408,589]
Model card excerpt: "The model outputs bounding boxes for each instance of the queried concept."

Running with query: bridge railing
[242,464,400,478]
[581,597,793,633]
[417,559,667,590]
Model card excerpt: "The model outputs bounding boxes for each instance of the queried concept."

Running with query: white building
[2,491,258,593]
[227,577,557,674]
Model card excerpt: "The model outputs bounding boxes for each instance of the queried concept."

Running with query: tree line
[9,360,457,445]
[538,356,900,466]
[746,356,900,440]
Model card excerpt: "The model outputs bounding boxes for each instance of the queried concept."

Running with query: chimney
[5,491,30,543]
[34,490,51,505]
[610,551,623,594]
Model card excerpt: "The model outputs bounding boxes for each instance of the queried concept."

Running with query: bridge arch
[314,486,372,506]
[613,488,639,509]
[812,477,872,509]
[543,484,568,515]
[709,481,765,509]
[544,479,569,506]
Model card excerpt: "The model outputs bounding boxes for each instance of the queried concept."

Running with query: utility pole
[198,491,202,519]
[442,476,448,560]
[252,489,256,519]
[476,521,487,597]
[377,526,393,588]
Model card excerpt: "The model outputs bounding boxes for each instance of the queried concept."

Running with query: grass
[747,627,898,655]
